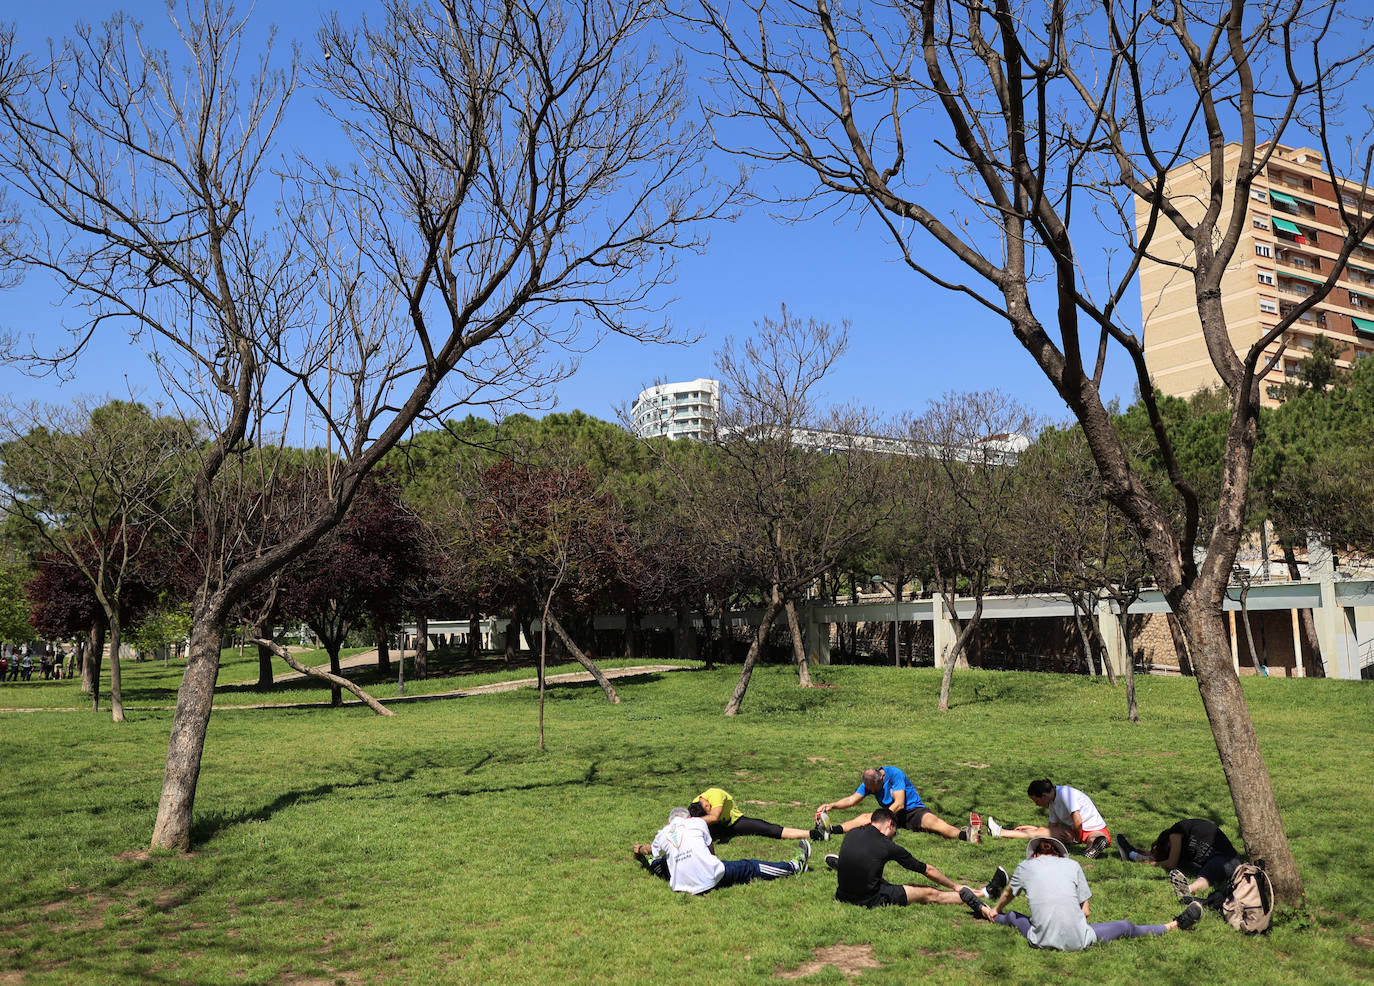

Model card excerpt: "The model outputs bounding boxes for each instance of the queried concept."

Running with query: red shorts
[1078,827,1111,845]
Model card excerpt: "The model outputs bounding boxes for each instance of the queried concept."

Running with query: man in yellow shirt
[691,787,823,843]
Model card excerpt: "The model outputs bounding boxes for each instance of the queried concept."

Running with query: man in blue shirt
[815,766,966,841]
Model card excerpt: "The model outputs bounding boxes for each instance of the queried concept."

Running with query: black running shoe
[985,865,1008,900]
[1175,899,1203,931]
[824,853,840,871]
[1083,835,1109,859]
[959,886,988,920]
[1116,833,1135,862]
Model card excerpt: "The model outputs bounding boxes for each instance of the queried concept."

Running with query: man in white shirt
[632,807,810,894]
[987,780,1112,859]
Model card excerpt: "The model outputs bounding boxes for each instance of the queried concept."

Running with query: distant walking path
[0,663,693,713]
[231,663,691,711]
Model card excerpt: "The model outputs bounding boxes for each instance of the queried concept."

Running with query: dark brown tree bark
[257,637,394,717]
[1167,613,1195,677]
[375,617,392,676]
[783,598,812,688]
[936,594,983,712]
[724,589,784,716]
[415,612,429,679]
[546,613,620,703]
[83,612,106,703]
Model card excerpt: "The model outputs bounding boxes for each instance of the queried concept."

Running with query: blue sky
[1,0,1145,432]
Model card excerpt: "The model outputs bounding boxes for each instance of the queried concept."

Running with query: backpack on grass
[1218,862,1273,933]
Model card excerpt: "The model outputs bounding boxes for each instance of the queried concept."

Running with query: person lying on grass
[689,787,826,843]
[986,779,1112,859]
[825,807,1009,909]
[1115,818,1242,901]
[631,806,811,895]
[960,835,1202,950]
[814,766,969,842]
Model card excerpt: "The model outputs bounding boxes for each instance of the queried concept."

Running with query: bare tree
[905,391,1035,710]
[0,0,719,850]
[692,0,1374,901]
[656,309,889,714]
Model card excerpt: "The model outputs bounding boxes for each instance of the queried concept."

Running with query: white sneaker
[987,816,1004,838]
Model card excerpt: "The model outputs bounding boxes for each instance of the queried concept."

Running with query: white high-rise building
[630,378,720,440]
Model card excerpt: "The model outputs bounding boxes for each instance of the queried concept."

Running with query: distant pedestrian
[20,651,34,680]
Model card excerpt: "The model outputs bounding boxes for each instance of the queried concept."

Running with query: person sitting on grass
[689,787,825,843]
[1115,818,1242,901]
[960,836,1202,950]
[631,807,811,895]
[814,766,969,841]
[826,807,1008,909]
[987,779,1112,858]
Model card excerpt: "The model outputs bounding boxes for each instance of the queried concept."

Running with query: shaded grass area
[0,666,1371,985]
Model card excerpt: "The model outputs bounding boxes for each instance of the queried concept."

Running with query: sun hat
[1027,836,1069,859]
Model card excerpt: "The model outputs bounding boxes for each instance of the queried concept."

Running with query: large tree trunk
[106,610,126,724]
[623,607,639,660]
[783,597,811,687]
[1177,593,1303,903]
[701,602,716,671]
[546,613,620,703]
[937,594,983,712]
[150,612,225,851]
[83,612,106,701]
[503,606,518,662]
[255,637,275,687]
[375,616,392,676]
[724,589,784,716]
[328,644,343,707]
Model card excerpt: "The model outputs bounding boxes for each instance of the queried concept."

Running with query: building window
[1257,270,1274,285]
[1259,299,1278,314]
[1255,243,1272,258]
[1251,189,1268,202]
[1352,292,1368,309]
[1253,217,1269,230]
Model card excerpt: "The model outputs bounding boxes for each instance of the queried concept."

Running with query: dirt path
[0,663,693,713]
[226,663,691,710]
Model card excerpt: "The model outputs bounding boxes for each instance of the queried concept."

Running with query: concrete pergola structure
[407,574,1373,681]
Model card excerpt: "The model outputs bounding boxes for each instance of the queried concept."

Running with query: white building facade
[630,378,720,440]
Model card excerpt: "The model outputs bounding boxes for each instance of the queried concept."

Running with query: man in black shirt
[1115,818,1241,899]
[833,808,1006,908]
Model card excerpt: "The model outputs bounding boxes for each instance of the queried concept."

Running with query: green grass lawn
[0,661,1371,985]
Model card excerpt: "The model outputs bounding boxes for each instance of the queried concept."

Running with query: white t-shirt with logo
[1047,785,1106,834]
[651,816,724,894]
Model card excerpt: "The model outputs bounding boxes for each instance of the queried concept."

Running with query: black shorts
[896,807,930,831]
[843,883,910,908]
[710,816,784,842]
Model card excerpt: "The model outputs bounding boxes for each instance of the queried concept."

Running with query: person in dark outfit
[1115,818,1242,899]
[831,808,1005,908]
